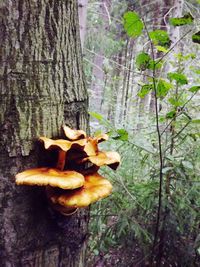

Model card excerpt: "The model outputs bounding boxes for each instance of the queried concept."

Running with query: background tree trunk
[90,0,111,114]
[0,1,89,266]
[78,0,88,49]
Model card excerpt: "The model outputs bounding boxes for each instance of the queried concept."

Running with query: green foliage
[189,86,200,92]
[136,52,151,70]
[149,30,171,48]
[156,79,173,97]
[138,84,153,98]
[86,3,200,266]
[167,72,188,85]
[166,110,176,119]
[190,67,200,74]
[192,31,200,44]
[182,160,193,170]
[89,111,104,121]
[136,52,162,71]
[148,59,163,70]
[168,97,185,107]
[123,11,143,38]
[88,124,200,264]
[192,119,200,124]
[112,129,129,141]
[169,13,194,26]
[155,45,169,53]
[176,52,196,61]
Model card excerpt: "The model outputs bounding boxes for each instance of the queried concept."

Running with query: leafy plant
[123,11,143,38]
[169,13,194,26]
[85,2,200,266]
[149,29,171,48]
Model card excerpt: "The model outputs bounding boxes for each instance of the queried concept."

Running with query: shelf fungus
[46,173,113,215]
[15,125,120,216]
[16,168,85,189]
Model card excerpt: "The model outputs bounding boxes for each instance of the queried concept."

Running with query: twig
[163,120,191,154]
[163,5,176,26]
[103,3,111,25]
[161,92,197,136]
[84,48,154,78]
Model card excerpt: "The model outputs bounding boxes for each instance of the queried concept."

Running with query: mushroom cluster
[15,125,120,215]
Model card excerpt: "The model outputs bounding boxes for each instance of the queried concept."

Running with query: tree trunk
[0,1,89,267]
[78,0,88,49]
[90,0,111,114]
[107,52,122,126]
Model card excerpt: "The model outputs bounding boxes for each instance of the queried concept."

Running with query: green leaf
[176,53,196,61]
[136,52,151,70]
[156,79,173,97]
[112,129,128,141]
[191,119,200,124]
[193,69,200,75]
[149,60,163,70]
[123,12,144,38]
[138,84,153,98]
[93,249,99,256]
[136,53,162,71]
[159,116,165,122]
[167,72,188,85]
[166,110,176,119]
[182,160,193,170]
[189,86,200,93]
[166,155,175,162]
[169,13,194,26]
[192,31,200,44]
[155,45,169,53]
[89,111,103,121]
[168,97,184,107]
[149,30,171,48]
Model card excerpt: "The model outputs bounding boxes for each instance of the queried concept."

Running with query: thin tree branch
[84,48,154,78]
[143,19,164,266]
[161,91,197,136]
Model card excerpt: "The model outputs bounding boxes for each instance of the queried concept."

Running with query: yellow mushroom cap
[79,151,120,170]
[15,168,85,189]
[63,125,87,140]
[47,173,113,208]
[93,133,109,143]
[39,137,98,156]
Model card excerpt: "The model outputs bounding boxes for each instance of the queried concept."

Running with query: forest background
[80,0,200,266]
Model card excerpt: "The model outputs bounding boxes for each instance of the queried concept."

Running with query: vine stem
[142,20,164,265]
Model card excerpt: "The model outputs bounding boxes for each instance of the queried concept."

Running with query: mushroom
[46,173,113,210]
[62,125,108,143]
[77,151,121,170]
[16,168,85,189]
[93,133,109,143]
[15,126,120,216]
[63,125,86,140]
[39,136,98,170]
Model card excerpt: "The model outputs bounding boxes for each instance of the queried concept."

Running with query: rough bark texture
[0,1,89,266]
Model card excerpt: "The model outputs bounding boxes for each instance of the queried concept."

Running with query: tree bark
[78,0,88,49]
[0,1,89,266]
[107,52,122,126]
